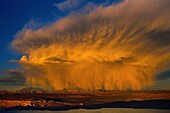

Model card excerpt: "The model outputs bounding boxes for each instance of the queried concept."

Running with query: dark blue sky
[0,0,63,72]
[0,0,121,73]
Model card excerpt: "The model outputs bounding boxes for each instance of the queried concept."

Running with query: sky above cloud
[0,0,170,90]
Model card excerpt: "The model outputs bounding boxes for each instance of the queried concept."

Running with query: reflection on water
[3,108,170,113]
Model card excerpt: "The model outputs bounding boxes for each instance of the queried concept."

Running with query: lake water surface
[3,108,170,113]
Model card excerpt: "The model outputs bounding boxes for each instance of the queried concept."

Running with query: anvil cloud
[12,0,170,90]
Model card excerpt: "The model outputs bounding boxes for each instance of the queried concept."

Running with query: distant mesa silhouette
[15,86,47,94]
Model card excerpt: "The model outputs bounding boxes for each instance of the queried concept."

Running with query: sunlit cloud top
[10,0,170,90]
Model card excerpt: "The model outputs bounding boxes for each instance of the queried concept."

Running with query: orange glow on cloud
[12,0,170,90]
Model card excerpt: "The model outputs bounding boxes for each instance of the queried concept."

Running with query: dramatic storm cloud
[12,0,170,90]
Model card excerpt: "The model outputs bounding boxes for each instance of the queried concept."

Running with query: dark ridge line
[4,99,170,111]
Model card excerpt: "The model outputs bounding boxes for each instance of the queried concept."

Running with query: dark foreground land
[0,90,170,111]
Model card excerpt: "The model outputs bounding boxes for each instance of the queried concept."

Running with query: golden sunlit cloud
[12,0,170,90]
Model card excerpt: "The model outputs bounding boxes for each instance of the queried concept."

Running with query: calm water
[2,108,170,113]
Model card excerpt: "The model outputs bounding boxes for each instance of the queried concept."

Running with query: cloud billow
[11,0,170,90]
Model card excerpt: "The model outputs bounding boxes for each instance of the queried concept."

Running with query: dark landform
[0,88,170,111]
